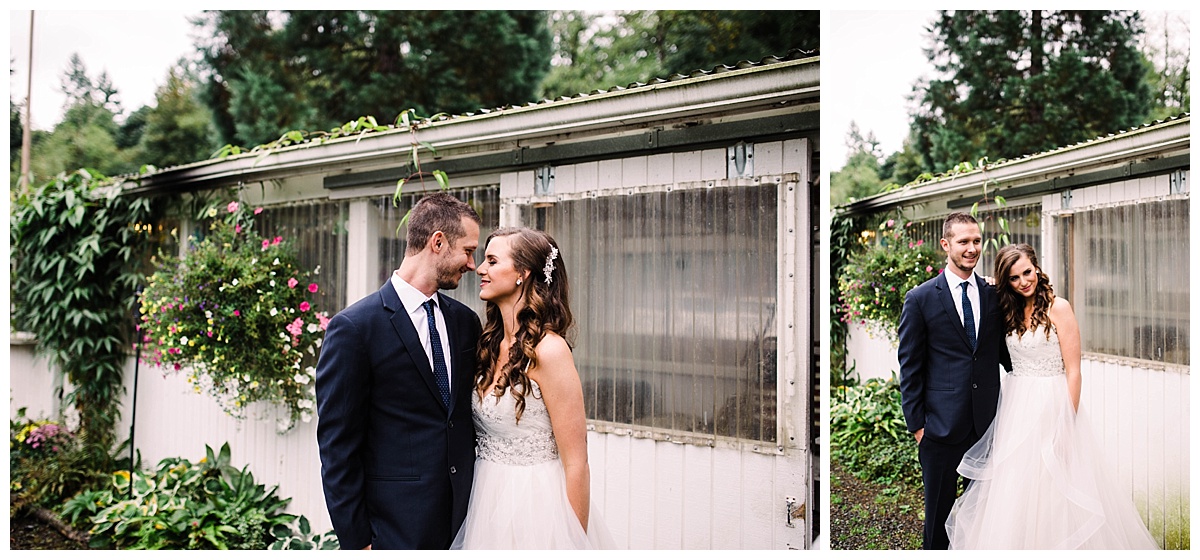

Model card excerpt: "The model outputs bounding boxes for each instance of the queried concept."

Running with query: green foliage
[10,169,161,458]
[837,219,940,342]
[131,63,217,168]
[829,211,867,386]
[269,515,340,550]
[138,201,326,432]
[9,408,106,515]
[65,443,330,550]
[194,10,554,147]
[539,10,818,100]
[831,378,921,488]
[912,10,1153,173]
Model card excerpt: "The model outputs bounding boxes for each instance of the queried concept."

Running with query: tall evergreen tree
[911,10,1152,172]
[193,10,553,147]
[539,10,818,100]
[134,64,218,168]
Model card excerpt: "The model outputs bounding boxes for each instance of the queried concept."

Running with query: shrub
[837,218,940,342]
[138,201,327,431]
[830,378,921,489]
[62,443,338,550]
[10,408,105,515]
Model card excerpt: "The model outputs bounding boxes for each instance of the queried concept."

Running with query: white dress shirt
[945,267,980,340]
[391,272,453,385]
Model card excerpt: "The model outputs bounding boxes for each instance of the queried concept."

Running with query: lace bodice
[1005,325,1065,378]
[473,381,558,466]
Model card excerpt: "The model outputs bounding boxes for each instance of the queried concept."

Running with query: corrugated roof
[136,48,818,178]
[838,112,1191,213]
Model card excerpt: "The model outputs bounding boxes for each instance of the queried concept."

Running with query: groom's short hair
[406,192,482,256]
[942,212,979,241]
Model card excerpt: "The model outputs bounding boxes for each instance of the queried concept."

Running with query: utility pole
[19,11,35,195]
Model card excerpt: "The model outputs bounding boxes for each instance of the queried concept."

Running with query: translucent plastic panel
[374,187,501,319]
[906,203,1043,277]
[540,184,779,443]
[1059,198,1189,365]
[253,200,350,316]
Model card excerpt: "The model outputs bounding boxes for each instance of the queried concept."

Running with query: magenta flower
[273,236,283,245]
[227,201,239,213]
[233,310,241,317]
[262,239,270,250]
[254,207,263,215]
[299,301,311,312]
[286,318,305,336]
[308,283,319,293]
[288,278,298,289]
[235,224,242,234]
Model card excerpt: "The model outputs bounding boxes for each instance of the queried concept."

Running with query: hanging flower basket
[138,202,328,431]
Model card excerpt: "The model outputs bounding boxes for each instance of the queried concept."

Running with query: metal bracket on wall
[727,141,754,178]
[785,496,803,528]
[1060,190,1073,209]
[1169,169,1187,194]
[535,164,555,196]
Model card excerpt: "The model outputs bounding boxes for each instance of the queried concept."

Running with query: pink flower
[233,310,240,317]
[286,318,305,337]
[227,201,239,213]
[308,283,319,293]
[254,207,263,215]
[887,219,895,227]
[288,278,298,289]
[299,301,311,312]
[316,312,331,331]
[273,236,283,245]
[926,266,933,273]
[262,239,270,250]
[235,224,242,234]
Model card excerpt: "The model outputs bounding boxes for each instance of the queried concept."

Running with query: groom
[316,192,483,549]
[898,212,1010,550]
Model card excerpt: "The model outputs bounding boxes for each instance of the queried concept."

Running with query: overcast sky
[9,9,201,131]
[823,10,938,171]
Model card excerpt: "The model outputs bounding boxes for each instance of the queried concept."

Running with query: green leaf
[994,195,1006,207]
[432,169,449,190]
[393,178,407,206]
[419,141,438,157]
[969,202,979,217]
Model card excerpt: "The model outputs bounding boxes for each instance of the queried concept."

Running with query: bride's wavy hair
[993,243,1055,339]
[475,227,573,422]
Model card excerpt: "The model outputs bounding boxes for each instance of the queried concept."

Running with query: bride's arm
[528,333,590,531]
[1049,297,1082,412]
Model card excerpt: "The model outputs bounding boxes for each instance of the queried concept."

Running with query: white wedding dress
[451,380,616,549]
[945,325,1159,549]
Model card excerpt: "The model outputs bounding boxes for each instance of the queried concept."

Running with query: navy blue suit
[897,271,1010,549]
[315,283,480,550]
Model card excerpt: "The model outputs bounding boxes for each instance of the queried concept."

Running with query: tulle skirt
[946,373,1159,549]
[451,457,616,549]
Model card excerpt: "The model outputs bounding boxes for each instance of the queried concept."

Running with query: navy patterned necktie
[422,299,451,407]
[960,281,977,351]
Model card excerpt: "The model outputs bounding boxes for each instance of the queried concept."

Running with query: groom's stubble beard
[435,252,464,291]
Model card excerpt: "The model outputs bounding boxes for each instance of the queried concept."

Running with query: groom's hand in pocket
[913,428,924,444]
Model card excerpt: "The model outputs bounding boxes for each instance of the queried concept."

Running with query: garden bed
[830,461,923,550]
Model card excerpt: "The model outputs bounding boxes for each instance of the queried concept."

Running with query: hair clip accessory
[543,246,559,284]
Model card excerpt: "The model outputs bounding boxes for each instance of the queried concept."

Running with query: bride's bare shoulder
[1048,297,1075,321]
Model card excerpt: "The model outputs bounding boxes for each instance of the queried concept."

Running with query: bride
[451,227,615,549]
[945,244,1158,549]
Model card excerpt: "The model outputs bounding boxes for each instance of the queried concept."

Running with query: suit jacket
[898,272,1010,445]
[315,282,481,550]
